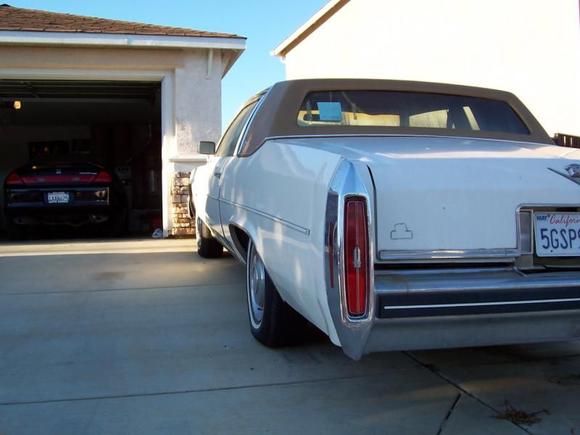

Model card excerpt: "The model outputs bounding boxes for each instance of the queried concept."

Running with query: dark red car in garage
[3,161,127,239]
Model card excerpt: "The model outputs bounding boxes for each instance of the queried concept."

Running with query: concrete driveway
[0,239,579,435]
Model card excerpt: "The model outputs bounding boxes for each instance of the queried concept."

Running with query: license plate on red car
[534,213,580,257]
[46,192,70,204]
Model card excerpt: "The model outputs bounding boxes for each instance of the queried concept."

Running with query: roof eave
[272,0,349,59]
[0,30,246,51]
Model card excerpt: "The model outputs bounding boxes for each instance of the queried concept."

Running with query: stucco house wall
[277,0,580,137]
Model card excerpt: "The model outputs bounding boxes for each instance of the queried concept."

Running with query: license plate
[46,192,70,204]
[534,213,580,257]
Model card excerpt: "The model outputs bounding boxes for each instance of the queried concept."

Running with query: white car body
[191,80,580,359]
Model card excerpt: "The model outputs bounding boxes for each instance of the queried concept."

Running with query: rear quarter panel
[191,164,211,223]
[220,140,342,341]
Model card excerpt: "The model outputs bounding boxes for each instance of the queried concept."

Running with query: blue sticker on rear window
[317,102,342,122]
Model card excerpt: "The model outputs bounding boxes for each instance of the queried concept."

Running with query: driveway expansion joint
[435,393,461,435]
[403,351,533,435]
[0,372,382,407]
[0,282,236,297]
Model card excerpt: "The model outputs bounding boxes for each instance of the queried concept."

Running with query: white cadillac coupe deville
[190,79,580,359]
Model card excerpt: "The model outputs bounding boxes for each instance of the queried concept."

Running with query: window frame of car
[214,92,265,158]
[233,91,268,157]
[215,103,255,157]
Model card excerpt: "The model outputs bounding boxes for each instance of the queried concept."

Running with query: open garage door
[0,79,162,239]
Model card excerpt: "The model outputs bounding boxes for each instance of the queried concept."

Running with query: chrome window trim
[261,133,549,146]
[234,89,270,157]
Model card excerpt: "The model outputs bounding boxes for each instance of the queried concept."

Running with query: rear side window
[216,101,257,157]
[298,91,530,135]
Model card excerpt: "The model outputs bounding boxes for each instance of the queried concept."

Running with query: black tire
[196,217,223,258]
[246,240,305,347]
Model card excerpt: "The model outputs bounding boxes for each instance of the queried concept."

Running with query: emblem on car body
[390,223,413,240]
[549,164,580,185]
[566,164,580,178]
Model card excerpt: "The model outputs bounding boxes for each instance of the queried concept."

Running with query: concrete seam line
[0,372,401,407]
[0,283,238,297]
[0,249,194,258]
[403,352,532,435]
[435,393,461,435]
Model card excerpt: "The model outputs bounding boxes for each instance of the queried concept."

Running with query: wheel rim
[247,244,265,328]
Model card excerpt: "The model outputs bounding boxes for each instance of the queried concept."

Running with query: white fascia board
[0,30,246,51]
[0,68,170,81]
[272,0,345,58]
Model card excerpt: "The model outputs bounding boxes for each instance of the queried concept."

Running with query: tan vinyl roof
[0,4,244,39]
[238,79,553,157]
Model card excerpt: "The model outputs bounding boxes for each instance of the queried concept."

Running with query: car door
[206,101,258,237]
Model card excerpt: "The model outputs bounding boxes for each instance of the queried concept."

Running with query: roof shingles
[0,4,243,39]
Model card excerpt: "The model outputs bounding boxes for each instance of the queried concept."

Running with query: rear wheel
[246,240,305,347]
[196,217,222,258]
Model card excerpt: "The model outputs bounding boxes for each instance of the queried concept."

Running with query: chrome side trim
[378,248,520,261]
[384,298,580,311]
[220,198,310,236]
[234,90,270,157]
[376,268,580,318]
[374,269,580,293]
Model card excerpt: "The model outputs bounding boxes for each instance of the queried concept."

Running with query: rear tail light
[93,171,112,183]
[5,171,24,186]
[344,196,369,317]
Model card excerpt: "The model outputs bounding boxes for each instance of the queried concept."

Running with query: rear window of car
[297,91,530,135]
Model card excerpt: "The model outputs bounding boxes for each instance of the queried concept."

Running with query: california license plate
[46,191,70,204]
[534,213,580,257]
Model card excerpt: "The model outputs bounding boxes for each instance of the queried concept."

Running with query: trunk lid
[307,136,580,256]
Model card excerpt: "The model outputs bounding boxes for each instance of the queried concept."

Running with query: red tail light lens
[344,196,369,317]
[93,171,112,183]
[5,171,24,186]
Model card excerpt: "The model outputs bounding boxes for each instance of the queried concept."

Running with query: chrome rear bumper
[335,268,580,360]
[365,309,580,354]
[375,268,580,318]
